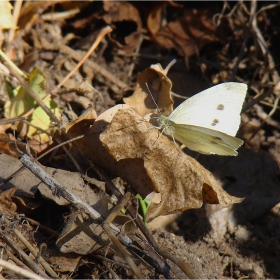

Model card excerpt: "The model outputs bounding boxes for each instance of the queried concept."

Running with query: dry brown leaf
[57,210,110,255]
[0,187,18,215]
[64,104,97,134]
[65,104,132,177]
[103,1,142,56]
[147,1,182,35]
[66,104,154,208]
[11,195,40,216]
[0,153,102,209]
[101,107,243,221]
[123,63,174,116]
[46,248,82,273]
[18,1,89,30]
[66,105,243,222]
[148,8,220,56]
[18,2,51,30]
[0,133,22,158]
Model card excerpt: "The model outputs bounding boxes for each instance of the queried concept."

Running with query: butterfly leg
[152,127,165,146]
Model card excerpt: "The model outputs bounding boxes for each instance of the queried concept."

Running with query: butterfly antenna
[145,82,162,115]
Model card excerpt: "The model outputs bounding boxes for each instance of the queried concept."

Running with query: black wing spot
[211,118,219,126]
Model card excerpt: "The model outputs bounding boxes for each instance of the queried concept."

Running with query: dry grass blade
[0,231,49,278]
[0,259,47,280]
[51,25,113,94]
[59,44,129,92]
[0,116,26,124]
[102,193,144,279]
[13,228,59,278]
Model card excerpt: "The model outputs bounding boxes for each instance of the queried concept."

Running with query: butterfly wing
[169,82,247,136]
[172,123,243,156]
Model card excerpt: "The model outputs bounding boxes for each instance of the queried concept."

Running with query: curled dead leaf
[0,133,22,158]
[0,187,18,215]
[64,104,97,134]
[66,104,243,222]
[123,63,174,116]
[103,1,142,56]
[148,8,220,56]
[100,107,243,221]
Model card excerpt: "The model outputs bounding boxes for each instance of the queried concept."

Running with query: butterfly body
[157,82,247,156]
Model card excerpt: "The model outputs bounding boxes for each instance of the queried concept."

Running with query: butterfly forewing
[169,83,247,137]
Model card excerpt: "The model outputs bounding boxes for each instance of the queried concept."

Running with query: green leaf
[4,68,60,143]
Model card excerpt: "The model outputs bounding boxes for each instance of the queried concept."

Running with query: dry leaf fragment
[66,104,141,181]
[46,248,82,273]
[103,1,142,56]
[0,133,22,158]
[64,104,97,134]
[97,106,243,221]
[18,1,90,30]
[123,63,174,116]
[0,187,18,215]
[148,8,220,56]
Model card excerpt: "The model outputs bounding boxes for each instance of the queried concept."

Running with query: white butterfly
[157,82,247,156]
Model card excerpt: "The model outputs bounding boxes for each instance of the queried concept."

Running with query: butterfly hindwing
[172,123,243,156]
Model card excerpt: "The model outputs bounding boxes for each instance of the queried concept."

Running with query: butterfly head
[157,115,175,136]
